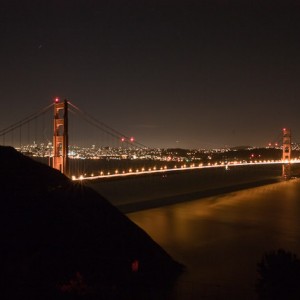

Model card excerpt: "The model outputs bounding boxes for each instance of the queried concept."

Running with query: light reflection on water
[128,179,300,299]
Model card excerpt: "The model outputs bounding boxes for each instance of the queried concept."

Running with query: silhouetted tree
[256,249,300,299]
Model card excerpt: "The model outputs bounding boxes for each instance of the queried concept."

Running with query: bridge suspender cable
[68,107,121,140]
[0,103,54,137]
[67,101,148,149]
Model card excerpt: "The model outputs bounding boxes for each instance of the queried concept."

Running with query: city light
[14,140,300,182]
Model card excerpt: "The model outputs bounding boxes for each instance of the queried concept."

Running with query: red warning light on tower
[121,137,125,142]
[55,97,60,103]
[130,137,134,142]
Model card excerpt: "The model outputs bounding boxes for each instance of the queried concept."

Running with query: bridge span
[84,160,300,213]
[72,159,300,181]
[0,99,297,181]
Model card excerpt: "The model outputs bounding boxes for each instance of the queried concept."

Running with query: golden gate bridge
[0,98,298,181]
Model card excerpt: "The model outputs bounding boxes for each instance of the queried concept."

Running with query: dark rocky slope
[0,146,182,299]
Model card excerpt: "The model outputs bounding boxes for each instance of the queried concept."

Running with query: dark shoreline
[119,177,282,213]
[1,146,184,299]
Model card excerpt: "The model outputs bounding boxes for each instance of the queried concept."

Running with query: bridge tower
[53,99,68,175]
[282,128,291,179]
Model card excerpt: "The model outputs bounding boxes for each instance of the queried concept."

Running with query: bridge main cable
[0,103,54,137]
[68,101,148,149]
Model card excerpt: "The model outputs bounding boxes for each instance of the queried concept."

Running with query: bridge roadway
[72,159,300,181]
[83,160,300,213]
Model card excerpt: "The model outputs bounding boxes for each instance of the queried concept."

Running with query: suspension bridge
[0,98,298,181]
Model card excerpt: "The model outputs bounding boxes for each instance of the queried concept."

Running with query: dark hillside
[0,146,182,299]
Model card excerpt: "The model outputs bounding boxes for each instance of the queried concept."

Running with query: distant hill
[0,146,182,299]
[229,145,253,150]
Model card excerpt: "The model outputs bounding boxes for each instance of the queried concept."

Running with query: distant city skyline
[1,1,299,149]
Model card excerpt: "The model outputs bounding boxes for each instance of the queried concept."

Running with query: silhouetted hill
[0,146,182,300]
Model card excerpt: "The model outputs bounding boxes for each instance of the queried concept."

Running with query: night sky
[1,0,300,149]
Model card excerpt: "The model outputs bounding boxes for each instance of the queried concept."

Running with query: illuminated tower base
[53,99,68,175]
[282,128,291,180]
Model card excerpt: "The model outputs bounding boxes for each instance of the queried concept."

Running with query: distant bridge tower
[53,99,68,175]
[282,128,291,179]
